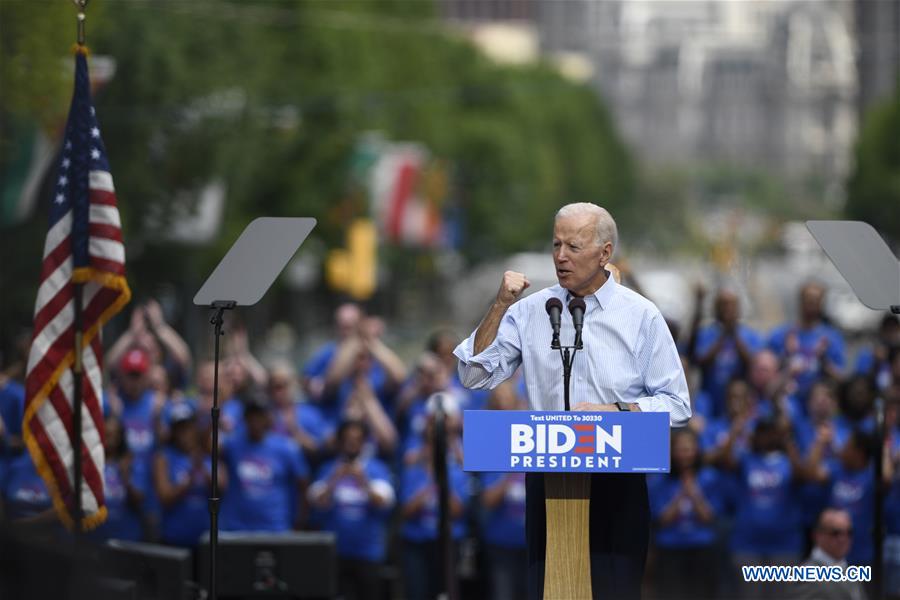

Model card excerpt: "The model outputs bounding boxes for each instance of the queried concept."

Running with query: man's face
[267,369,294,406]
[815,511,853,561]
[196,362,233,409]
[552,215,611,297]
[750,351,778,391]
[246,410,270,441]
[418,355,448,395]
[807,383,836,420]
[119,370,148,399]
[672,433,698,471]
[715,291,740,326]
[335,304,362,339]
[800,284,825,321]
[340,425,366,460]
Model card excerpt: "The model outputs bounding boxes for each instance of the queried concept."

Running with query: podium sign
[463,410,670,474]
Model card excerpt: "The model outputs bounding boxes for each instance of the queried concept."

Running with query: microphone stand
[553,339,582,411]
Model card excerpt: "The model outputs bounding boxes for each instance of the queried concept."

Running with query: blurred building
[855,0,900,113]
[441,0,858,188]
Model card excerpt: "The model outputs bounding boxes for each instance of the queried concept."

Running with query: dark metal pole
[208,300,234,600]
[874,396,885,599]
[433,398,457,600]
[69,0,90,541]
[72,282,84,534]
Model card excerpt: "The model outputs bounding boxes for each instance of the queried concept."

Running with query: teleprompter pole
[208,300,235,600]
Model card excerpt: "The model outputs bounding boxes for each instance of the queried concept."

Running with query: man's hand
[497,271,530,306]
[359,316,385,342]
[129,306,147,334]
[473,270,530,356]
[144,299,166,329]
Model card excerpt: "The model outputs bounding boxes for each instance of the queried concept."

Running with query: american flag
[23,49,131,530]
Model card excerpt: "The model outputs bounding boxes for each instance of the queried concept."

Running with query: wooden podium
[462,409,671,600]
[543,472,592,599]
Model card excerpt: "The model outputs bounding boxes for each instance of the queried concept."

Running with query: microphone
[568,297,586,349]
[545,298,562,349]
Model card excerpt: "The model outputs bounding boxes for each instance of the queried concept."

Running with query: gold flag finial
[72,0,89,46]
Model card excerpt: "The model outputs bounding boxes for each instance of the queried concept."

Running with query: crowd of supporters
[1,281,899,599]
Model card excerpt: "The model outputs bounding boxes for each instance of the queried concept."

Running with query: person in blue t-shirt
[152,401,218,547]
[308,419,395,600]
[479,382,528,600]
[221,395,310,532]
[91,415,145,542]
[835,375,877,437]
[396,353,455,457]
[302,302,366,401]
[108,348,165,540]
[747,350,803,424]
[817,431,881,565]
[767,282,845,402]
[713,418,822,598]
[192,360,240,438]
[790,379,848,532]
[267,361,330,464]
[702,378,759,515]
[400,411,469,600]
[0,375,24,454]
[0,448,61,541]
[318,316,407,426]
[853,314,899,389]
[105,300,193,393]
[108,348,162,464]
[651,428,721,600]
[694,289,762,417]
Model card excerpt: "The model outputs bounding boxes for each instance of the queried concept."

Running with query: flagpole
[73,0,88,47]
[72,284,84,534]
[70,0,89,536]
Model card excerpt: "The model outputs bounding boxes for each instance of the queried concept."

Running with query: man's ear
[600,242,613,264]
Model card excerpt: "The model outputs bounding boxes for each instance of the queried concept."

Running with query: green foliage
[847,86,900,243]
[1,0,635,326]
[0,1,74,129]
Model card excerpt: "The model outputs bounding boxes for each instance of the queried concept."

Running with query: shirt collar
[562,270,617,311]
[810,546,846,568]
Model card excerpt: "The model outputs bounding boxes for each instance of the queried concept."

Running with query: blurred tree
[847,84,900,243]
[1,0,634,340]
[0,2,97,354]
[0,2,73,129]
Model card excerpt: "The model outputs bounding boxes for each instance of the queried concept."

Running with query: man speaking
[454,203,690,599]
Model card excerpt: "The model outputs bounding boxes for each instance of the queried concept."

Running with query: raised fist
[497,271,530,306]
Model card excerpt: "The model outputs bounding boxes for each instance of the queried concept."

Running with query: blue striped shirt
[453,274,691,427]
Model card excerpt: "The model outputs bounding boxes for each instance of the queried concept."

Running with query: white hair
[555,202,618,255]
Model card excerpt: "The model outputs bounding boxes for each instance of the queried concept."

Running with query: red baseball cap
[120,348,150,374]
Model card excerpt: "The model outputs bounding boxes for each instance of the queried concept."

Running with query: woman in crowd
[91,415,145,542]
[220,394,310,532]
[308,419,395,600]
[153,401,218,547]
[651,428,721,599]
[712,417,823,598]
